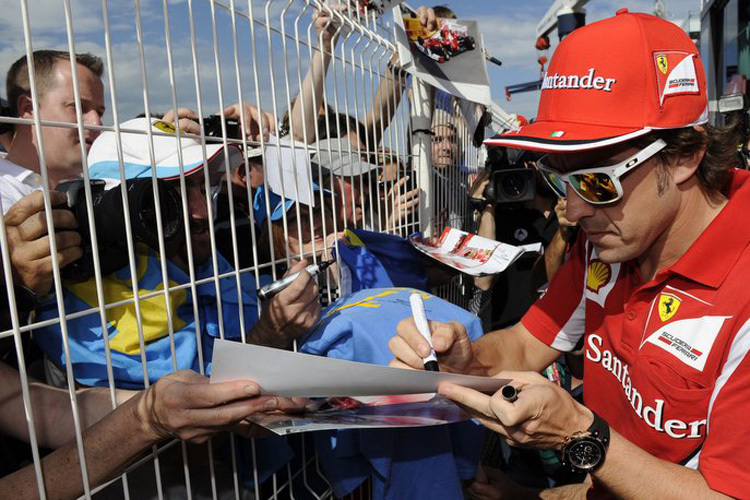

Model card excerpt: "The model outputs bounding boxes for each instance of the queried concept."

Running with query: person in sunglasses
[390,9,750,500]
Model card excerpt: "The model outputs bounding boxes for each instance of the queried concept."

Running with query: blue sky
[0,0,702,129]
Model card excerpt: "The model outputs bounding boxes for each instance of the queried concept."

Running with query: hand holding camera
[4,191,83,298]
[161,103,275,143]
[469,148,542,212]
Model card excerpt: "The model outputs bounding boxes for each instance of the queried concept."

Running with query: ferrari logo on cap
[658,293,681,322]
[153,120,176,134]
[586,260,611,293]
[657,55,669,75]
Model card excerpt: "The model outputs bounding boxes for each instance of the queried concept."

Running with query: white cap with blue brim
[88,117,243,181]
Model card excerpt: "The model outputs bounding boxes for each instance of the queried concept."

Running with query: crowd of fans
[1,4,749,500]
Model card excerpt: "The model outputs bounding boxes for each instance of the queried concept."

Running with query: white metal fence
[0,1,488,498]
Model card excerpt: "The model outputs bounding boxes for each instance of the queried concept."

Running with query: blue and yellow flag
[34,245,266,389]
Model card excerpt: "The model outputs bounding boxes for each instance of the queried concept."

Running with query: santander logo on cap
[541,68,617,92]
[486,9,708,153]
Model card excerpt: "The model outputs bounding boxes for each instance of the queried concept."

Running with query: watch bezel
[561,435,607,472]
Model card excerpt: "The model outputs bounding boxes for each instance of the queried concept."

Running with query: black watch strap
[589,410,611,448]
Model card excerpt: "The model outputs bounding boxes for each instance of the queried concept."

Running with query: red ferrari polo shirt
[522,169,750,499]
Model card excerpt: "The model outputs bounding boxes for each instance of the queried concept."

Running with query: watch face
[566,438,605,471]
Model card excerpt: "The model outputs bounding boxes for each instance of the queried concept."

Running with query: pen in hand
[409,292,439,372]
[257,260,334,301]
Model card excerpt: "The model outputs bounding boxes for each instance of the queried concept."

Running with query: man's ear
[16,94,34,119]
[232,164,247,183]
[231,165,247,185]
[671,145,706,186]
[670,126,708,186]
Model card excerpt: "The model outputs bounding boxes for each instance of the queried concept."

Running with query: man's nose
[84,109,102,127]
[187,187,209,220]
[564,185,595,224]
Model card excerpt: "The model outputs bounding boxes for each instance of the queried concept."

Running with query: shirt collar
[0,159,43,187]
[668,169,750,288]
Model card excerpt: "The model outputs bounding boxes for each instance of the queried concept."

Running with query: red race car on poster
[414,20,475,63]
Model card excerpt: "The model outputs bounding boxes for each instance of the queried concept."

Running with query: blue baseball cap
[253,183,332,226]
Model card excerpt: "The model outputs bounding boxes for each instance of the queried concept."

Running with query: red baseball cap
[485,9,707,152]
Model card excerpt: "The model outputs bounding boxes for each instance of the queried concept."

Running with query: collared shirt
[522,169,750,499]
[0,157,43,214]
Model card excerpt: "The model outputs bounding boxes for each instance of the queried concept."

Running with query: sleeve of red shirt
[697,318,750,499]
[521,234,588,352]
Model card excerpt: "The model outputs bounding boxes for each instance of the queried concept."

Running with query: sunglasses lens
[541,170,567,198]
[569,172,619,203]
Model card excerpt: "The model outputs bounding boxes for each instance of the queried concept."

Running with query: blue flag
[34,244,267,389]
[336,229,428,293]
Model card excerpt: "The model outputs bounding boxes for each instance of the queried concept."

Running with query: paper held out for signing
[210,340,510,435]
[211,339,508,397]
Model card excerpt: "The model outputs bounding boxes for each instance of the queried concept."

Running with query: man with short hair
[3,50,105,202]
[391,10,750,499]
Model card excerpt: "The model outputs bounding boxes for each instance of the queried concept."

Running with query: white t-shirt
[0,157,43,214]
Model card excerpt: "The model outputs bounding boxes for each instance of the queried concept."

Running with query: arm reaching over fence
[0,365,306,500]
[288,4,342,143]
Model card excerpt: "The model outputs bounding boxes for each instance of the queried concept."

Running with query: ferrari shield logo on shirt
[642,315,730,371]
[658,293,681,322]
[654,52,700,105]
[656,55,669,75]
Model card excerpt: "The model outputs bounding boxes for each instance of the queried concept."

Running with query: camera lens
[500,172,528,199]
[128,179,183,247]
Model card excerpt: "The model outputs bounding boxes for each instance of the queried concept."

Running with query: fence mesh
[0,1,495,498]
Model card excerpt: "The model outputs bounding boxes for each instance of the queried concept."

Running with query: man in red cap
[390,10,749,499]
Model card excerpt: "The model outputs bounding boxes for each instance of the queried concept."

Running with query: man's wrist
[560,407,610,474]
[570,404,595,446]
[130,389,164,446]
[250,316,289,348]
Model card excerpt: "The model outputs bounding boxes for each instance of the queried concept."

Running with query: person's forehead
[45,61,104,100]
[432,124,456,136]
[545,141,640,172]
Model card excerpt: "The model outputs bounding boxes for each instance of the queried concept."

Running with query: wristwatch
[560,410,610,474]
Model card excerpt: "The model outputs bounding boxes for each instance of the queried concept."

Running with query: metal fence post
[411,79,433,238]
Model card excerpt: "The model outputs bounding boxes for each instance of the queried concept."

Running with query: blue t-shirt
[299,287,484,499]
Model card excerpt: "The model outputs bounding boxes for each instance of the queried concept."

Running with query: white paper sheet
[263,134,315,207]
[210,340,509,397]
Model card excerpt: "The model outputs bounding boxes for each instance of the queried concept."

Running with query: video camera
[55,178,184,281]
[473,147,542,209]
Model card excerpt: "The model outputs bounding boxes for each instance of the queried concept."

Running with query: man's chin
[589,243,632,264]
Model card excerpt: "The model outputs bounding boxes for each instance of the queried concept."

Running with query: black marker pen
[257,260,334,301]
[410,293,439,372]
[501,384,518,403]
